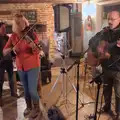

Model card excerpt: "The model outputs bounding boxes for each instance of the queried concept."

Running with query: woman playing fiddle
[3,14,41,119]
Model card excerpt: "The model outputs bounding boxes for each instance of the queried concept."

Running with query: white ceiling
[96,0,120,5]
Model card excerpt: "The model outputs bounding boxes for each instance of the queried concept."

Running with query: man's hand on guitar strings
[117,39,120,47]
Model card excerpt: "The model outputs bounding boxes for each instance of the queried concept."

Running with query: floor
[0,61,116,120]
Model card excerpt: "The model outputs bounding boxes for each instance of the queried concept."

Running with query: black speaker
[53,4,71,32]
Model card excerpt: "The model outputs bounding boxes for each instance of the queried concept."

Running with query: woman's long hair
[12,13,29,34]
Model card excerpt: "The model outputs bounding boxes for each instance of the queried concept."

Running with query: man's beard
[108,23,113,29]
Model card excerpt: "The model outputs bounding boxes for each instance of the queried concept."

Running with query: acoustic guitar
[87,40,117,67]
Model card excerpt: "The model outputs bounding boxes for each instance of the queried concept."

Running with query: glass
[107,17,119,21]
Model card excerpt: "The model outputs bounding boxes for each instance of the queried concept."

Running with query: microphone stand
[89,73,103,120]
[75,59,80,120]
[67,59,82,120]
[88,55,120,120]
[67,48,89,120]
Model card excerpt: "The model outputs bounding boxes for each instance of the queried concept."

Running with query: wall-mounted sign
[20,10,37,23]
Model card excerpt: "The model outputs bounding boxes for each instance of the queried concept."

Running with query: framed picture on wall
[20,10,37,23]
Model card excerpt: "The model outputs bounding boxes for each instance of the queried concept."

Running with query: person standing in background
[0,22,18,107]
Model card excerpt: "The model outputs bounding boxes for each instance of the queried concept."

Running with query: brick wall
[0,3,55,60]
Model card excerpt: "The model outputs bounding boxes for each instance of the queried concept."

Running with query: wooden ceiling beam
[0,0,77,3]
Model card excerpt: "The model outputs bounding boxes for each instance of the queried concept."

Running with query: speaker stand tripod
[49,55,84,111]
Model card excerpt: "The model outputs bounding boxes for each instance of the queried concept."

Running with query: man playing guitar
[87,11,120,120]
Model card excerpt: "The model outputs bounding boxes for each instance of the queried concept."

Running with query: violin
[21,26,42,51]
[22,26,36,42]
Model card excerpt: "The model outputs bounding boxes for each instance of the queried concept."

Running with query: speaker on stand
[53,4,71,33]
[52,4,84,120]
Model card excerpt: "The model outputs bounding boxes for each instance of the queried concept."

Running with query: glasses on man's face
[108,17,120,22]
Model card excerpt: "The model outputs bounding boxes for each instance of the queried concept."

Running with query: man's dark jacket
[89,25,120,71]
[0,35,12,66]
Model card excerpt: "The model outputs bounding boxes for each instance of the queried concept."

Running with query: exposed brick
[0,3,56,59]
